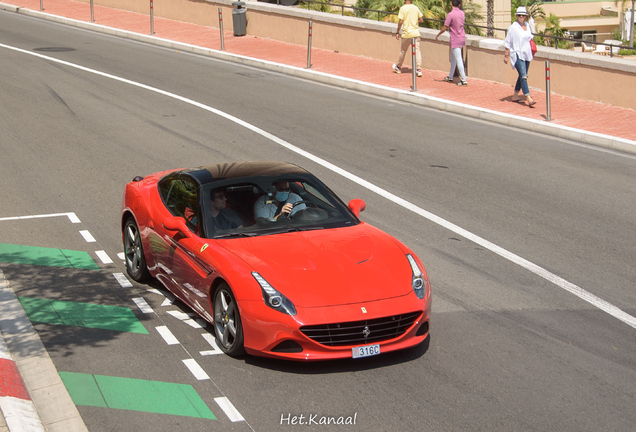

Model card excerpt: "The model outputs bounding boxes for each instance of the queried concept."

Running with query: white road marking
[166,310,204,328]
[184,319,204,328]
[215,397,245,422]
[113,273,133,288]
[132,297,154,314]
[146,288,164,296]
[117,252,125,261]
[182,359,210,380]
[200,333,224,356]
[79,230,96,242]
[95,250,113,264]
[3,43,634,331]
[146,287,176,306]
[0,396,47,432]
[167,310,190,320]
[161,297,174,306]
[155,326,179,345]
[0,212,80,223]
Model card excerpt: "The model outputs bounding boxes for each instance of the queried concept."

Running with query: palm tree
[354,0,483,35]
[487,0,494,37]
[543,12,569,48]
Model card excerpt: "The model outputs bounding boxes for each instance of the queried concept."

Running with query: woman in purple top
[436,0,467,86]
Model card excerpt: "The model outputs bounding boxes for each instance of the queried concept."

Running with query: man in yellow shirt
[393,0,424,77]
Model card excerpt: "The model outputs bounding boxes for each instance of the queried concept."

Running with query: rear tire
[123,217,151,282]
[213,283,245,357]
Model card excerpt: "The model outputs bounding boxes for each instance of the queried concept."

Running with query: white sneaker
[392,64,401,74]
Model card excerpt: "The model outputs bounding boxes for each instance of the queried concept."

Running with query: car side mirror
[163,216,190,235]
[348,199,366,217]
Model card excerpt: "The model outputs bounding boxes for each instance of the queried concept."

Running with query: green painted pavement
[18,297,149,334]
[59,372,216,419]
[0,243,99,270]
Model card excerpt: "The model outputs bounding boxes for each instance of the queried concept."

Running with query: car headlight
[406,254,426,299]
[252,272,297,316]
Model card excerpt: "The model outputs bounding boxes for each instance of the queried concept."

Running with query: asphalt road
[1,10,635,432]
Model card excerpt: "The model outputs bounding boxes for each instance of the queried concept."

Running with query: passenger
[254,181,305,220]
[209,188,243,231]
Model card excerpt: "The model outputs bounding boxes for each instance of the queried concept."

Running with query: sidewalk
[1,0,636,152]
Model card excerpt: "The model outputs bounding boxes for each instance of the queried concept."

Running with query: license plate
[352,344,380,359]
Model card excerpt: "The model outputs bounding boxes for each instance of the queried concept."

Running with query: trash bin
[232,2,246,37]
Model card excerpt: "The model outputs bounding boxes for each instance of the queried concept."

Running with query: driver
[254,181,306,220]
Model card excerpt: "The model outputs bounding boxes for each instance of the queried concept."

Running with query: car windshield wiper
[266,226,325,235]
[214,232,259,239]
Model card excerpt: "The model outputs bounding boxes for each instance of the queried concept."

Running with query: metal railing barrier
[411,38,417,92]
[298,1,635,56]
[545,61,552,121]
[307,20,313,68]
[150,0,155,35]
[219,8,225,50]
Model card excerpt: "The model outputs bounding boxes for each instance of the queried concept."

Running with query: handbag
[530,39,537,55]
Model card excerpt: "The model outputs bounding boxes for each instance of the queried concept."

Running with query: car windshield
[200,176,359,239]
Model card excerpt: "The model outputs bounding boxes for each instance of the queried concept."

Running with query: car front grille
[300,312,421,347]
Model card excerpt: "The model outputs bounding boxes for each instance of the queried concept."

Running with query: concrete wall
[76,0,636,109]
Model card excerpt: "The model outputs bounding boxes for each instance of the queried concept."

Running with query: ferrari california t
[121,161,431,360]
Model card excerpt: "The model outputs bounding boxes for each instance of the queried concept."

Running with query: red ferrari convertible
[121,162,431,360]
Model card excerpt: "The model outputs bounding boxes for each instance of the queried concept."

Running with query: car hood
[217,224,413,307]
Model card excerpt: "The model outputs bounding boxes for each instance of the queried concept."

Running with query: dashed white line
[166,310,191,320]
[95,250,113,264]
[182,359,209,380]
[79,230,96,242]
[132,297,153,314]
[117,252,125,261]
[146,288,176,306]
[112,273,132,288]
[156,326,180,345]
[166,310,205,328]
[200,333,224,356]
[215,397,245,422]
[146,288,165,296]
[0,212,80,223]
[161,296,175,306]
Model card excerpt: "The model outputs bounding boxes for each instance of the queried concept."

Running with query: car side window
[161,177,200,234]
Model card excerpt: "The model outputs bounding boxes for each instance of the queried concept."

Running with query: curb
[0,270,89,432]
[1,2,634,155]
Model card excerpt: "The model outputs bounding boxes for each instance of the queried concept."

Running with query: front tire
[123,217,150,282]
[213,283,245,357]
